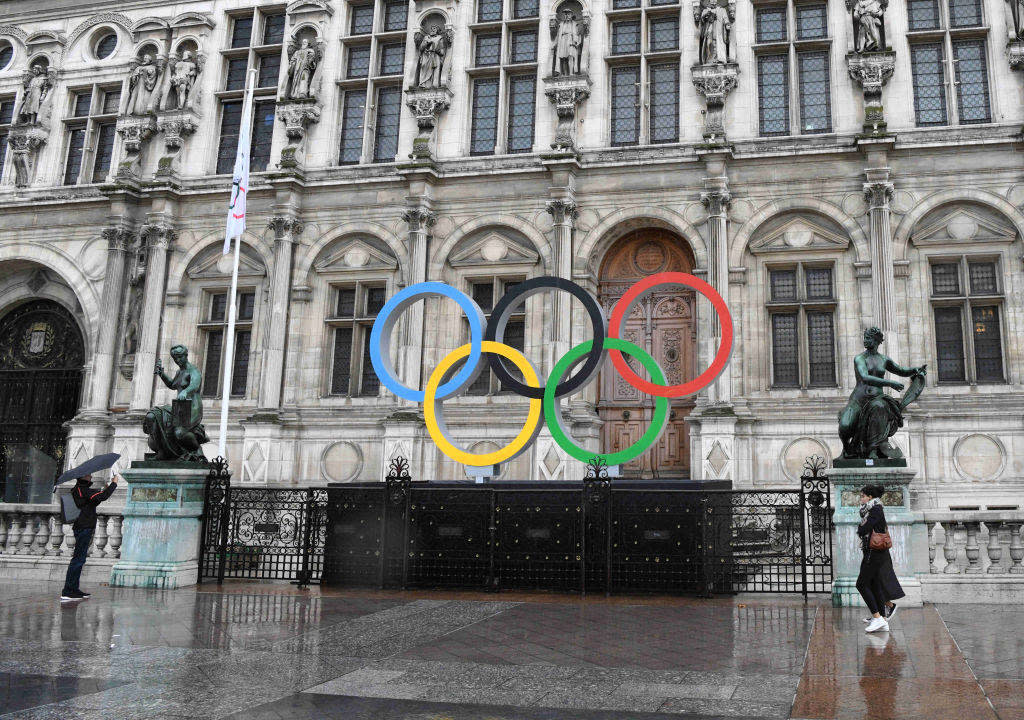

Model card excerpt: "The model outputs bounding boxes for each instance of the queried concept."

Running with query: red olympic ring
[607,271,733,398]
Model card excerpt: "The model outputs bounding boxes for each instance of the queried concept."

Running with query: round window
[94,32,117,60]
[0,42,12,71]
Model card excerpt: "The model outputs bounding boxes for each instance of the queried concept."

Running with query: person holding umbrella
[55,454,121,601]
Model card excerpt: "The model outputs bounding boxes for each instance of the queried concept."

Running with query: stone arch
[297,221,406,286]
[167,231,272,296]
[0,243,99,355]
[67,12,134,55]
[892,188,1024,260]
[577,206,708,275]
[429,214,552,276]
[729,197,869,267]
[0,25,27,69]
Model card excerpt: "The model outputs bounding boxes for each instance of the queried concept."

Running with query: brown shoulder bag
[869,530,893,551]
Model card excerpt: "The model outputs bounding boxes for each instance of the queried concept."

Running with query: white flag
[223,76,255,254]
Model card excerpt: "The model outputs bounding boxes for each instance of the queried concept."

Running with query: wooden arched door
[598,230,696,478]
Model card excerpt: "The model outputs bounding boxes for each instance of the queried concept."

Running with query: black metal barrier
[199,456,833,596]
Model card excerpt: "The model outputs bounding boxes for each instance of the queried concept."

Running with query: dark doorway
[0,299,84,503]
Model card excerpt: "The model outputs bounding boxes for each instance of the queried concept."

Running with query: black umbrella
[54,453,121,488]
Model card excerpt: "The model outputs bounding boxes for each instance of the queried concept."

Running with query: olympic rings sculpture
[369,273,733,468]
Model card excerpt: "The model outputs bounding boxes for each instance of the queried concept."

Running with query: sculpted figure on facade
[16,63,56,125]
[838,327,926,461]
[162,50,203,111]
[551,8,584,76]
[694,0,735,65]
[126,53,163,116]
[282,37,323,100]
[850,0,887,53]
[1008,0,1024,40]
[414,22,453,88]
[145,345,209,462]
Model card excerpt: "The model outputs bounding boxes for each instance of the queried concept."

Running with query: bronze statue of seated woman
[143,344,209,462]
[838,327,926,462]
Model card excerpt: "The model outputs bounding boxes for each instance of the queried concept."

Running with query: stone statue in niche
[851,0,887,53]
[837,327,926,462]
[163,50,203,111]
[15,63,56,125]
[126,53,163,115]
[551,8,584,76]
[694,0,735,65]
[144,344,209,462]
[282,37,323,100]
[414,22,453,88]
[1009,0,1024,40]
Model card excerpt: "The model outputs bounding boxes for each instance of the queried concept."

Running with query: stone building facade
[0,0,1022,511]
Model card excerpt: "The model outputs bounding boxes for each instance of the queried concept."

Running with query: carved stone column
[116,116,158,179]
[258,216,303,412]
[691,63,739,144]
[543,78,591,153]
[865,178,897,338]
[7,124,49,188]
[700,184,731,406]
[155,109,199,178]
[400,207,436,392]
[847,52,896,136]
[405,88,454,160]
[86,225,135,413]
[130,223,177,411]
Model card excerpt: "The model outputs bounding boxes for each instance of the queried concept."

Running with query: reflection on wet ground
[0,581,1020,719]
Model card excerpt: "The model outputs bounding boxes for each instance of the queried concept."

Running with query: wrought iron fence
[199,456,833,595]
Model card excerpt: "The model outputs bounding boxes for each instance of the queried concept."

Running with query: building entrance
[0,300,84,503]
[598,229,696,478]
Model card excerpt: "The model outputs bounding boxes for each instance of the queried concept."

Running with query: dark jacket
[857,502,887,551]
[72,480,117,531]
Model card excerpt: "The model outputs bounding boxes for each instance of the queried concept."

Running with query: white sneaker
[865,617,889,633]
[863,616,872,623]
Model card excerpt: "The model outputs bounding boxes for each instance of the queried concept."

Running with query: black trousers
[856,549,892,615]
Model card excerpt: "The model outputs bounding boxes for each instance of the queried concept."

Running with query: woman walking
[857,484,904,632]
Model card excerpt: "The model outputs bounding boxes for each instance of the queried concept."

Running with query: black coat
[71,480,117,531]
[856,502,905,601]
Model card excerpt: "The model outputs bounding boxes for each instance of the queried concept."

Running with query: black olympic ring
[484,276,607,399]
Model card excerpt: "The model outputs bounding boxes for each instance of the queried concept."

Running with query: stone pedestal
[404,87,453,160]
[829,465,928,607]
[110,460,208,589]
[543,75,591,152]
[691,63,739,144]
[846,51,896,137]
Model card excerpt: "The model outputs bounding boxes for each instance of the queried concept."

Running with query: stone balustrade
[923,511,1024,576]
[0,504,123,559]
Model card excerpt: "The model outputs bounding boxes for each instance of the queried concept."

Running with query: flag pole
[218,68,257,459]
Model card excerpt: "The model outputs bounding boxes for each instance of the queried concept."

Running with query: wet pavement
[0,581,1020,719]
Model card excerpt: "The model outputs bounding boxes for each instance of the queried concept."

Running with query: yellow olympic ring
[424,341,543,466]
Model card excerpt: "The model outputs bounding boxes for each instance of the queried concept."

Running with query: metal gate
[200,456,832,595]
[199,458,327,585]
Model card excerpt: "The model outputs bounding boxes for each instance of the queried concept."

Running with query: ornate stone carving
[115,115,157,178]
[276,100,322,168]
[1010,40,1024,71]
[847,51,895,136]
[1009,0,1024,40]
[544,76,591,151]
[700,189,732,216]
[268,216,305,239]
[15,62,56,126]
[848,0,887,53]
[281,36,324,101]
[161,50,204,111]
[550,8,590,76]
[545,199,579,225]
[126,53,164,116]
[405,87,453,159]
[863,180,894,207]
[402,207,437,233]
[691,63,739,143]
[7,124,48,188]
[694,0,735,65]
[413,19,453,89]
[118,227,148,378]
[155,109,199,177]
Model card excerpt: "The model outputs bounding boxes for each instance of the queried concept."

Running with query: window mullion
[944,33,960,125]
